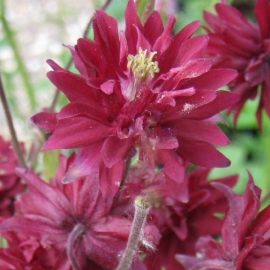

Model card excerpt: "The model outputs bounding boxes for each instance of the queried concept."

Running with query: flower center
[123,48,160,101]
[127,48,159,80]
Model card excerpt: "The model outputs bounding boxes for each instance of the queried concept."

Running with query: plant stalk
[116,197,150,270]
[0,74,27,168]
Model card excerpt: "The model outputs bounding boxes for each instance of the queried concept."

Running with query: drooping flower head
[32,0,238,198]
[204,0,270,128]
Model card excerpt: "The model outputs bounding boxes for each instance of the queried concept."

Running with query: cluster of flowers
[0,0,270,269]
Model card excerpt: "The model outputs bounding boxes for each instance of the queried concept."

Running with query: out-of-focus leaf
[43,150,60,182]
[135,0,155,23]
[174,0,219,32]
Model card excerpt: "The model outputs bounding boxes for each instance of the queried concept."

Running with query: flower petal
[173,119,230,146]
[184,68,237,90]
[143,11,164,46]
[58,102,108,124]
[47,71,95,104]
[173,35,209,66]
[177,139,230,167]
[31,112,57,132]
[42,117,112,150]
[101,136,134,168]
[255,0,270,39]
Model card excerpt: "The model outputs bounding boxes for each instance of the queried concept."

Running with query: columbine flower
[0,154,160,269]
[32,0,238,197]
[0,136,24,218]
[176,174,270,270]
[117,167,238,270]
[204,0,270,127]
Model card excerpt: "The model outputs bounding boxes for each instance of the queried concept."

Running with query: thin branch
[99,0,113,11]
[0,74,27,168]
[49,0,113,111]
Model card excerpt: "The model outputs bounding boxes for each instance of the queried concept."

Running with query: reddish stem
[67,223,85,270]
[0,74,27,168]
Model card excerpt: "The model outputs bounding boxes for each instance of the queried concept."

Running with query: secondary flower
[0,154,160,269]
[32,0,238,197]
[176,174,270,270]
[0,136,24,218]
[117,167,238,270]
[0,236,62,270]
[204,0,270,127]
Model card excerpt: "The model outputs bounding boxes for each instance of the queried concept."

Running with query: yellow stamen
[127,48,159,80]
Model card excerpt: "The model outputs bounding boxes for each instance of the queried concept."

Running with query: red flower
[176,174,270,270]
[0,235,63,270]
[204,0,270,127]
[32,0,238,197]
[0,136,24,218]
[0,154,159,269]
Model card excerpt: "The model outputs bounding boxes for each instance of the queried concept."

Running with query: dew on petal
[183,103,194,112]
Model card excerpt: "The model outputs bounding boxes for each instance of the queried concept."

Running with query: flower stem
[67,223,85,270]
[49,0,113,111]
[0,74,27,168]
[0,0,36,110]
[116,197,150,270]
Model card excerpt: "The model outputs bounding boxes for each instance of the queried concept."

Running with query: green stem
[116,197,150,270]
[0,0,36,110]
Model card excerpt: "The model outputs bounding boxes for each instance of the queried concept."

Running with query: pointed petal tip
[41,140,57,151]
[62,174,74,184]
[219,157,231,168]
[221,68,238,82]
[46,60,63,71]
